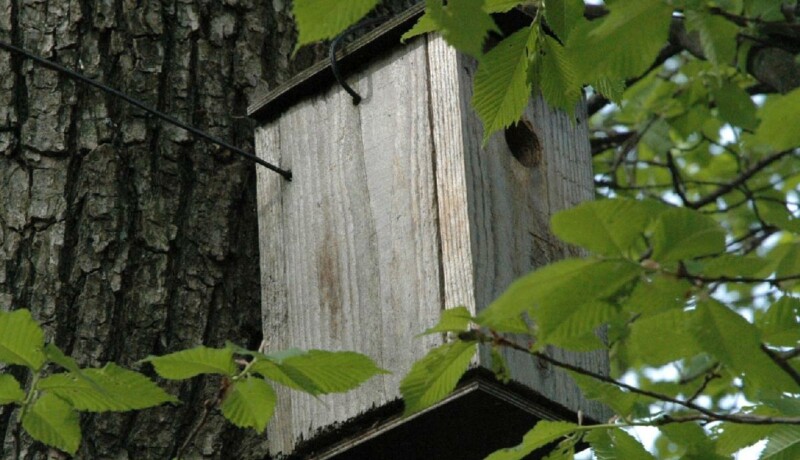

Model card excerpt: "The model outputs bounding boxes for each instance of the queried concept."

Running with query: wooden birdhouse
[249,6,609,459]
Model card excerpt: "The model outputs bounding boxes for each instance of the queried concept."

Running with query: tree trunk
[0,0,411,458]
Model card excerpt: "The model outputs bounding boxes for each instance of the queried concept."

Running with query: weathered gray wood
[259,39,443,455]
[426,35,608,420]
[256,32,609,457]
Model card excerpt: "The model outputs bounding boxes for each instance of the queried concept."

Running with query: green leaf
[542,301,618,351]
[22,393,81,455]
[38,363,178,412]
[44,343,81,373]
[744,0,785,20]
[627,309,701,366]
[712,81,758,130]
[551,198,667,257]
[587,427,656,460]
[715,422,775,456]
[568,372,654,418]
[478,258,641,336]
[692,300,798,393]
[421,306,473,335]
[141,346,237,379]
[569,0,672,81]
[401,12,437,42]
[400,340,476,415]
[485,420,578,460]
[758,297,800,347]
[761,426,800,459]
[292,0,379,45]
[684,10,740,67]
[0,374,25,405]
[489,346,511,384]
[472,26,534,142]
[253,350,387,396]
[220,377,276,433]
[544,0,584,42]
[692,254,770,278]
[622,275,692,315]
[0,309,46,371]
[660,422,722,458]
[756,88,800,151]
[539,34,581,113]
[651,207,726,263]
[484,0,521,13]
[426,0,498,58]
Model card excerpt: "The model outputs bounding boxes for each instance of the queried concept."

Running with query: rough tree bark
[0,0,409,458]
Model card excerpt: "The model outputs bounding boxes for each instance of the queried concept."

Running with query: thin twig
[762,344,800,388]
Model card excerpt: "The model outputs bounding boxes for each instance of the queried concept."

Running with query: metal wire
[329,17,388,105]
[0,39,292,181]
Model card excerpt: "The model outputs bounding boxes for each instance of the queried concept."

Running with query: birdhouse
[249,6,609,459]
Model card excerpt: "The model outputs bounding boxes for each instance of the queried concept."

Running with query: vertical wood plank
[261,40,443,456]
[255,124,294,452]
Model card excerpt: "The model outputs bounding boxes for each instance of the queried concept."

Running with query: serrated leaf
[761,426,800,459]
[44,343,82,373]
[485,420,578,460]
[38,363,177,412]
[715,422,775,456]
[473,27,534,141]
[400,340,476,415]
[660,422,722,458]
[712,81,758,130]
[694,254,770,278]
[253,350,387,396]
[539,34,581,113]
[545,0,584,42]
[401,12,437,42]
[426,0,498,58]
[0,374,25,405]
[627,309,701,366]
[551,198,667,257]
[421,306,473,336]
[622,275,692,315]
[22,393,81,455]
[569,372,654,418]
[478,258,641,336]
[685,10,740,67]
[758,297,800,347]
[0,309,46,371]
[587,427,656,460]
[756,88,800,151]
[592,77,626,104]
[542,301,617,351]
[692,300,798,393]
[484,0,521,13]
[220,377,276,433]
[651,207,726,263]
[141,346,237,379]
[292,0,379,45]
[569,0,672,81]
[489,346,511,384]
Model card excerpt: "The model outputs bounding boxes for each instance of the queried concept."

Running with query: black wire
[329,17,387,105]
[0,39,292,181]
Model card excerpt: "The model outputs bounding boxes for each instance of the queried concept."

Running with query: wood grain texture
[425,36,609,420]
[258,39,443,455]
[256,33,609,456]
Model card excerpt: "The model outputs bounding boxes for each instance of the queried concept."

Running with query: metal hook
[329,17,386,106]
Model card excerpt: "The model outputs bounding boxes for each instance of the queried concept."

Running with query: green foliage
[1,310,385,454]
[400,339,476,415]
[484,421,579,460]
[142,345,238,379]
[0,309,46,371]
[292,0,380,45]
[22,393,81,455]
[220,377,277,433]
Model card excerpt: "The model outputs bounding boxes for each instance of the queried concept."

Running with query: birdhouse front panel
[254,29,608,456]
